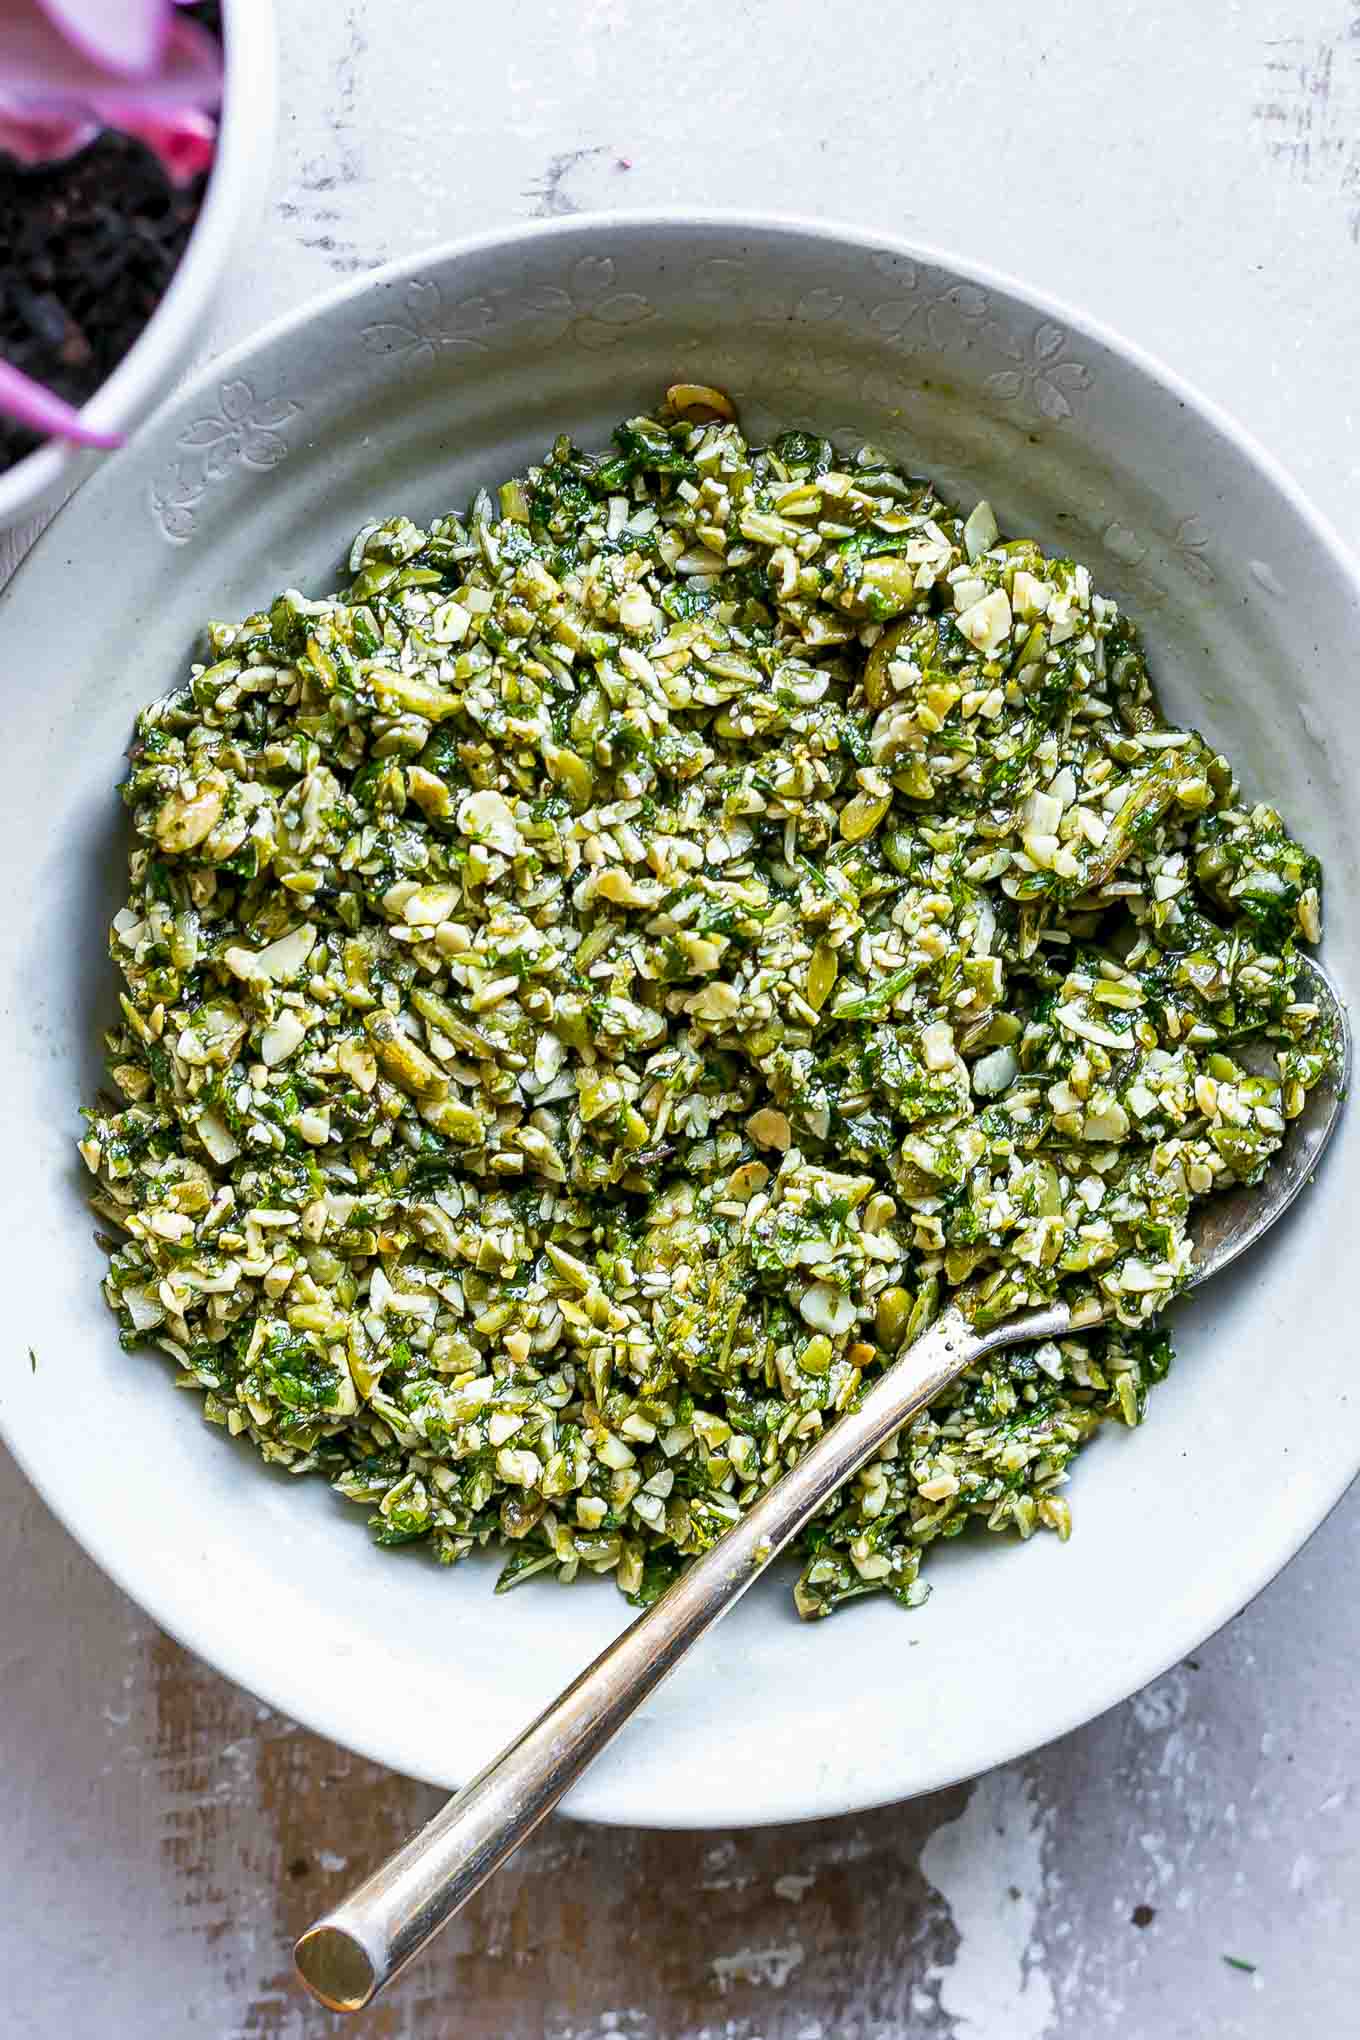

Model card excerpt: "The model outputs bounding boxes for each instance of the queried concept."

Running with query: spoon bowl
[1183,954,1350,1286]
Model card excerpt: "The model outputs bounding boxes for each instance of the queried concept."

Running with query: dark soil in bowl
[0,0,221,476]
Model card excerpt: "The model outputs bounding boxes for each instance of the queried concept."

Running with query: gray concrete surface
[4,2,1358,2032]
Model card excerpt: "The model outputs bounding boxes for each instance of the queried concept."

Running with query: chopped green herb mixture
[79,387,1331,1617]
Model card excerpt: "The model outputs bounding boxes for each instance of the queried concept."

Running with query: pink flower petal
[99,102,214,183]
[0,98,97,161]
[141,13,221,107]
[0,361,124,449]
[32,0,171,80]
[0,3,220,109]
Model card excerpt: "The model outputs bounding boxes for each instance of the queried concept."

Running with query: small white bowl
[0,213,1355,1827]
[0,2,277,535]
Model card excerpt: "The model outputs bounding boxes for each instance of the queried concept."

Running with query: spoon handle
[294,1295,1070,2011]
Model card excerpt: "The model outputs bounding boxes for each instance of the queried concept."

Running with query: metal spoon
[295,953,1349,2013]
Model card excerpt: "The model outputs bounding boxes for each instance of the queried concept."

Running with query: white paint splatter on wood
[921,1767,1056,2040]
[710,1942,807,1993]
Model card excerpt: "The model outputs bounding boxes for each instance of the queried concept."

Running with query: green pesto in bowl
[80,390,1330,1622]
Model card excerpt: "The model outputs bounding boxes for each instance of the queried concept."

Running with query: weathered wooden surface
[7,1,1360,2032]
[8,1443,1360,2038]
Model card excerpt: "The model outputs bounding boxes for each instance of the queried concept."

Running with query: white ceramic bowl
[1,214,1355,1828]
[0,1,277,535]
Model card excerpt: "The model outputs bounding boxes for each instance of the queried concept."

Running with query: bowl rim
[0,0,278,526]
[5,207,1359,1825]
